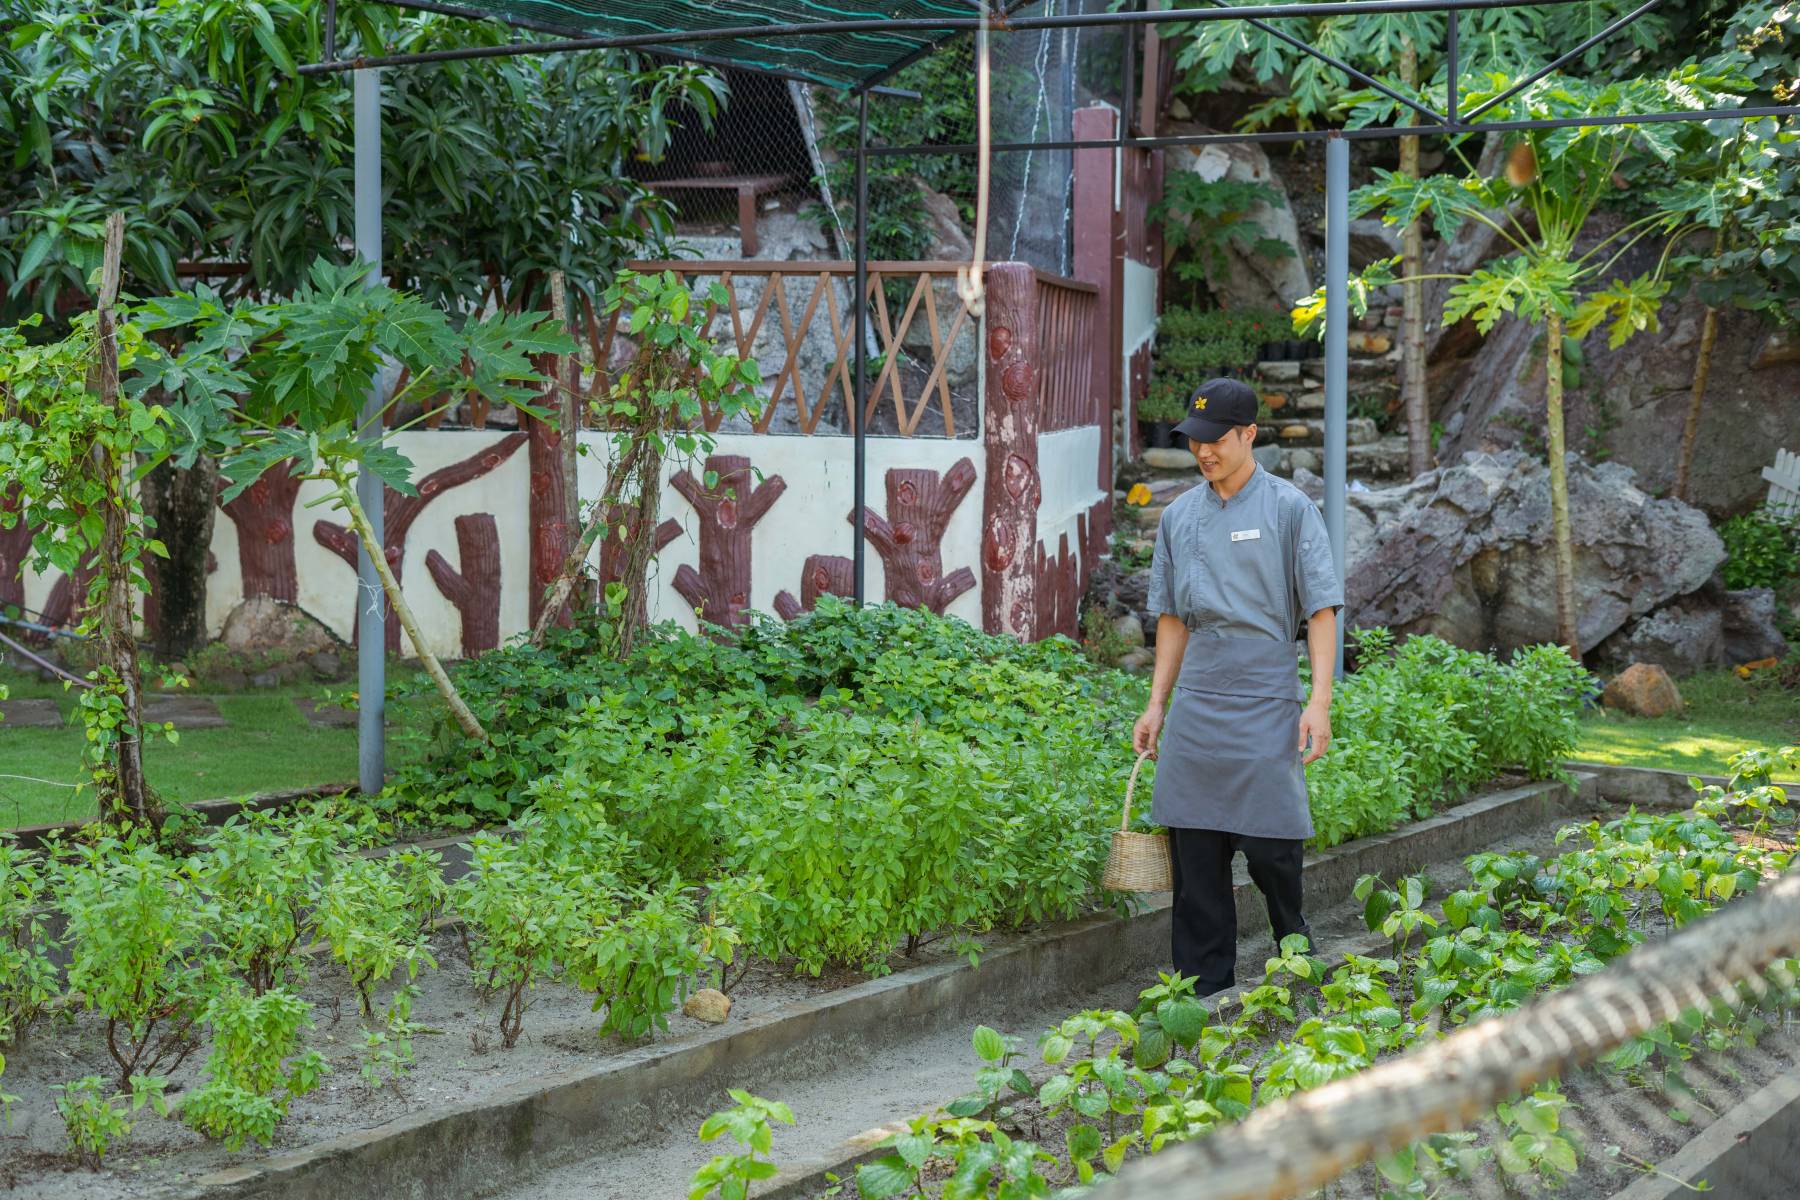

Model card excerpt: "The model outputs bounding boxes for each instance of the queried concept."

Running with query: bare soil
[0,918,994,1199]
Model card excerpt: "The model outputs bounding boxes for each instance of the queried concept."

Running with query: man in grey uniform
[1131,377,1344,997]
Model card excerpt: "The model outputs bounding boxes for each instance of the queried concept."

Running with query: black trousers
[1168,827,1310,996]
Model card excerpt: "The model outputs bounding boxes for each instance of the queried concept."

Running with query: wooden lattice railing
[389,259,1100,438]
[612,260,981,437]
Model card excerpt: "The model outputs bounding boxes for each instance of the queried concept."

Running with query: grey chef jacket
[1145,465,1344,837]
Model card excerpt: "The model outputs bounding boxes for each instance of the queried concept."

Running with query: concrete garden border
[181,771,1600,1200]
[8,784,353,850]
[1606,1069,1800,1200]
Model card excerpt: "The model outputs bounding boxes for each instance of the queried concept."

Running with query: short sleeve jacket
[1146,465,1344,642]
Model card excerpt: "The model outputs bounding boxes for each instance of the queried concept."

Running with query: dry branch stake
[1098,869,1800,1200]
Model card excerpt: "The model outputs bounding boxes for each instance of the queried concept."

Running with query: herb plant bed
[778,746,1799,1200]
[0,774,1594,1200]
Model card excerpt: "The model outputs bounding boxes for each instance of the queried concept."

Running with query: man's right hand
[1133,701,1165,758]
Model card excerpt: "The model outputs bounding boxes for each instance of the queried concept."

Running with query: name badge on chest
[1230,528,1262,543]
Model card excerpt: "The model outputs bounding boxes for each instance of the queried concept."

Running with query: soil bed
[0,911,1086,1198]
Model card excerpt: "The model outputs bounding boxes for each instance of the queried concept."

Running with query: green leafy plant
[0,836,60,1046]
[134,258,573,742]
[1152,174,1296,308]
[1299,69,1749,651]
[188,805,357,995]
[359,984,427,1089]
[687,1090,796,1200]
[2,0,725,325]
[0,312,178,822]
[53,838,212,1090]
[51,1074,168,1169]
[181,985,328,1149]
[527,268,761,652]
[1719,507,1800,591]
[316,847,445,1018]
[450,831,582,1049]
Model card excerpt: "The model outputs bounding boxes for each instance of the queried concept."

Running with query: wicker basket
[1101,751,1173,892]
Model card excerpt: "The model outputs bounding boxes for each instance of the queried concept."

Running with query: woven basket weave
[1101,751,1173,892]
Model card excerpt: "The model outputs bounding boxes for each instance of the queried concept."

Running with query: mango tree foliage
[0,0,727,323]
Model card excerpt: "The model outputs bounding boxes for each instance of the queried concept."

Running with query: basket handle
[1122,750,1153,832]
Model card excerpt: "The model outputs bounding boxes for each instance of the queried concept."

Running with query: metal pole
[1324,133,1349,677]
[353,67,386,794]
[852,89,869,606]
[1446,10,1458,125]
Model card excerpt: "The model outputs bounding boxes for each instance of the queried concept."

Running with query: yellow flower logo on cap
[1194,396,1208,410]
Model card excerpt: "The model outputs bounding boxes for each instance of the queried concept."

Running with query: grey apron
[1150,634,1313,840]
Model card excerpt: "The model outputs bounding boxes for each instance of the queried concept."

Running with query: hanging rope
[956,3,993,319]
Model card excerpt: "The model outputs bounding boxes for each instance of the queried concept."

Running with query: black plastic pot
[1138,419,1178,448]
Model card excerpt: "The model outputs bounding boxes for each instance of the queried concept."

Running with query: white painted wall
[1036,425,1107,558]
[1121,258,1159,428]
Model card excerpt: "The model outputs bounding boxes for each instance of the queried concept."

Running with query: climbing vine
[0,308,175,822]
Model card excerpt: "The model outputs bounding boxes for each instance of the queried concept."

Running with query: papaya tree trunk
[1675,229,1726,504]
[327,467,488,743]
[1399,42,1431,477]
[1544,311,1579,656]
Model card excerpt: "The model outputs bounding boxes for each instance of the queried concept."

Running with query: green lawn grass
[1575,666,1800,780]
[0,666,437,828]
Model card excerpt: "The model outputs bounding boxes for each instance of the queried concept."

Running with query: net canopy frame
[296,0,1800,794]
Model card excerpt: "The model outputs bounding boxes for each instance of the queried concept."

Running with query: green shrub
[181,985,327,1150]
[317,848,446,1017]
[53,839,213,1090]
[1303,632,1589,849]
[52,1074,167,1169]
[187,806,362,995]
[0,836,60,1046]
[1720,507,1800,591]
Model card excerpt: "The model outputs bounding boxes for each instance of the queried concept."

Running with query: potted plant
[1137,379,1188,448]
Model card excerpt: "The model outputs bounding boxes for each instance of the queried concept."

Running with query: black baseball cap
[1173,378,1260,444]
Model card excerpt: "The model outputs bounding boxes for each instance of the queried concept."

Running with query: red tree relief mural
[593,509,682,625]
[670,455,786,629]
[314,433,528,653]
[774,555,854,621]
[0,487,32,616]
[218,460,304,603]
[981,264,1044,640]
[858,459,977,614]
[424,514,503,658]
[1033,533,1082,641]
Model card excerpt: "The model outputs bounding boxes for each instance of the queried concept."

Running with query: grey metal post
[353,67,386,793]
[851,89,869,605]
[1324,133,1349,676]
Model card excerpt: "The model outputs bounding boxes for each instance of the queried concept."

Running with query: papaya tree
[132,259,573,742]
[1164,0,1676,478]
[1296,68,1744,654]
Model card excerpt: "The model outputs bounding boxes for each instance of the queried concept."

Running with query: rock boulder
[1594,603,1724,676]
[1163,123,1313,312]
[1721,587,1789,664]
[1297,451,1726,655]
[219,597,344,662]
[1601,663,1684,717]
